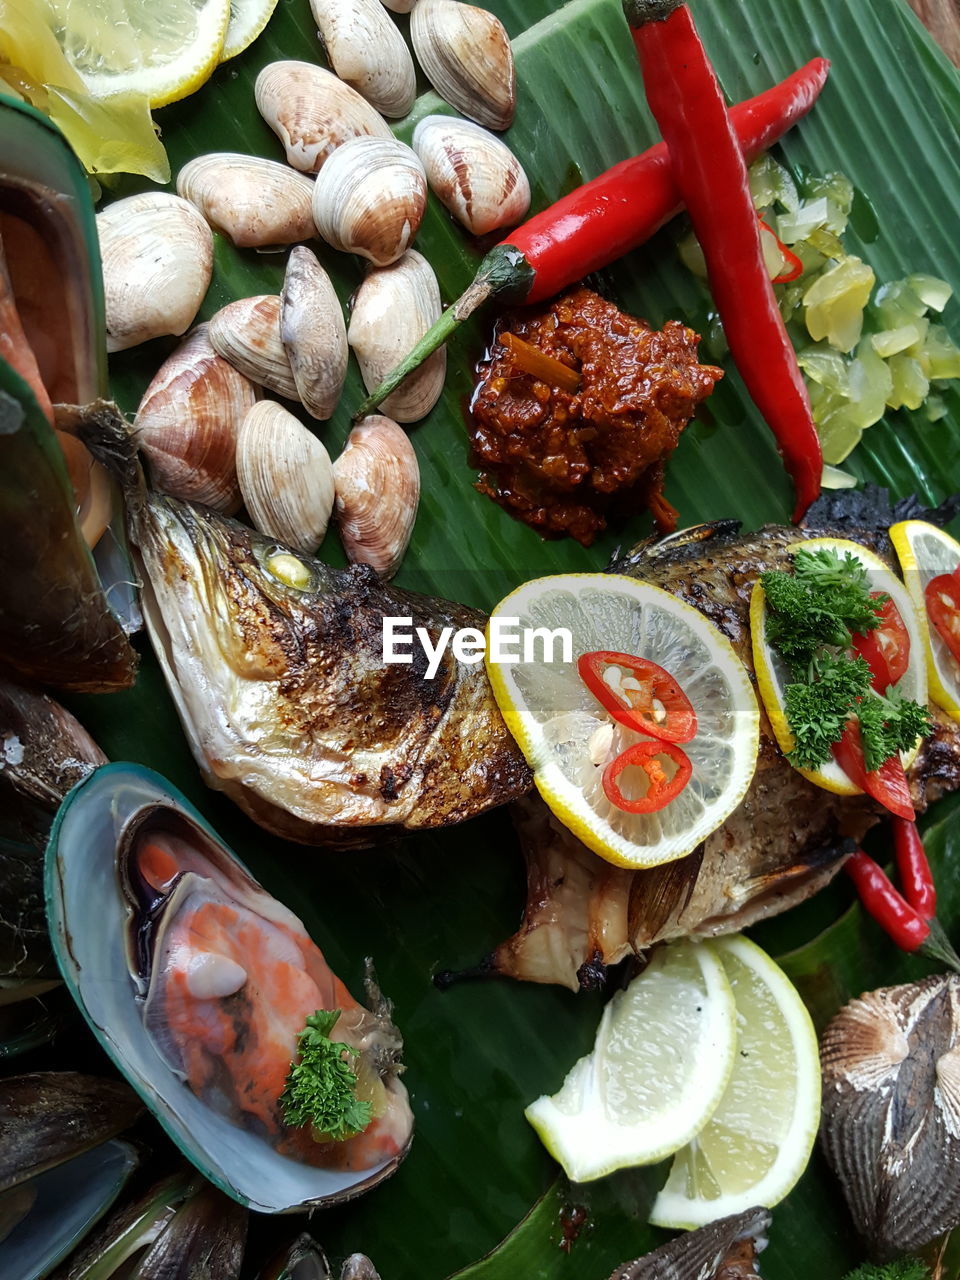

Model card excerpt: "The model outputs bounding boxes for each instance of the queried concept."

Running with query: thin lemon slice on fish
[525,940,738,1183]
[485,573,760,869]
[751,535,927,796]
[51,0,231,108]
[890,519,960,725]
[650,935,821,1230]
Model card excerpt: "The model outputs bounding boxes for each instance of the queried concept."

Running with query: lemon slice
[650,935,821,1229]
[50,0,231,108]
[524,940,738,1183]
[890,519,960,724]
[751,536,927,796]
[221,0,279,61]
[485,574,760,869]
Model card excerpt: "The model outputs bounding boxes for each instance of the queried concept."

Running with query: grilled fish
[480,519,960,990]
[129,491,532,846]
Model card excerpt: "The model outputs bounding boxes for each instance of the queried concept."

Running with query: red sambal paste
[468,286,723,545]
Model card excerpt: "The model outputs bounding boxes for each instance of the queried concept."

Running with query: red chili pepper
[353,57,830,419]
[578,650,697,742]
[851,593,911,691]
[925,570,960,664]
[831,718,915,821]
[890,816,936,919]
[845,851,930,951]
[624,0,822,522]
[602,740,692,813]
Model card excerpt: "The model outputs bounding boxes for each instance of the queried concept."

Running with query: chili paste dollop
[468,287,722,545]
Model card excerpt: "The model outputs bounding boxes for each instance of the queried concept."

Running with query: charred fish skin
[129,492,531,847]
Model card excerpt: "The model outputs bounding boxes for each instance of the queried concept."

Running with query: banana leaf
[56,0,960,1276]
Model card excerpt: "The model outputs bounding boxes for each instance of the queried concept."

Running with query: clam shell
[236,401,335,553]
[410,0,516,132]
[347,250,445,422]
[280,247,347,421]
[255,61,393,173]
[135,326,260,513]
[333,415,419,578]
[312,137,427,266]
[97,193,213,353]
[308,0,416,118]
[378,0,414,11]
[176,153,316,248]
[208,295,299,401]
[412,114,530,235]
[821,975,960,1259]
[45,763,412,1213]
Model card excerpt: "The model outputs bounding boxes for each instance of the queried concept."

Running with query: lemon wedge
[650,934,821,1229]
[751,535,927,795]
[221,0,279,61]
[524,940,738,1183]
[890,519,960,725]
[485,573,760,869]
[49,0,230,108]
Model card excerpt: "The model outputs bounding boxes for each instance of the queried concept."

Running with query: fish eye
[263,550,315,591]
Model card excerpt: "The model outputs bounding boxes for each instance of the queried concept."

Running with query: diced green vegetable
[821,463,859,489]
[907,273,953,311]
[887,353,930,411]
[748,153,800,212]
[871,323,926,358]
[874,278,927,327]
[922,324,960,380]
[804,256,876,352]
[777,196,831,245]
[925,394,948,422]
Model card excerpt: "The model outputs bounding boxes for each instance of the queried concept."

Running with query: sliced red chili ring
[831,718,915,821]
[757,215,804,283]
[577,650,698,743]
[925,571,960,665]
[851,592,910,692]
[601,740,693,814]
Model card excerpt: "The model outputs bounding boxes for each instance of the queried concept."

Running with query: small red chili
[602,740,692,814]
[925,571,960,664]
[578,651,698,742]
[890,816,936,920]
[845,851,930,951]
[851,593,910,692]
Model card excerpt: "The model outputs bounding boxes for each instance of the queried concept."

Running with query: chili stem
[499,332,581,392]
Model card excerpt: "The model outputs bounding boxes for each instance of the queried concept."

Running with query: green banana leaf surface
[59,0,960,1275]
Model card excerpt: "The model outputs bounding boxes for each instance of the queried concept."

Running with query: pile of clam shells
[96,0,531,579]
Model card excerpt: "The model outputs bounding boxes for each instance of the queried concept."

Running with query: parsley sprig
[761,547,930,771]
[843,1262,929,1280]
[279,1010,373,1142]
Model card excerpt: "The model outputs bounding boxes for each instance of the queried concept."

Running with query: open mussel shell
[45,763,411,1213]
[57,1166,246,1279]
[0,98,138,693]
[0,1073,141,1279]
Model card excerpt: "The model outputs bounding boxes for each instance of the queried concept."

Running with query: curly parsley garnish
[843,1262,929,1280]
[761,547,931,771]
[279,1010,373,1142]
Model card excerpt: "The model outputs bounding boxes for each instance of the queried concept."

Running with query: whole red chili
[845,851,930,951]
[353,57,830,419]
[845,848,960,973]
[624,0,822,521]
[602,740,692,814]
[577,650,698,742]
[891,816,936,919]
